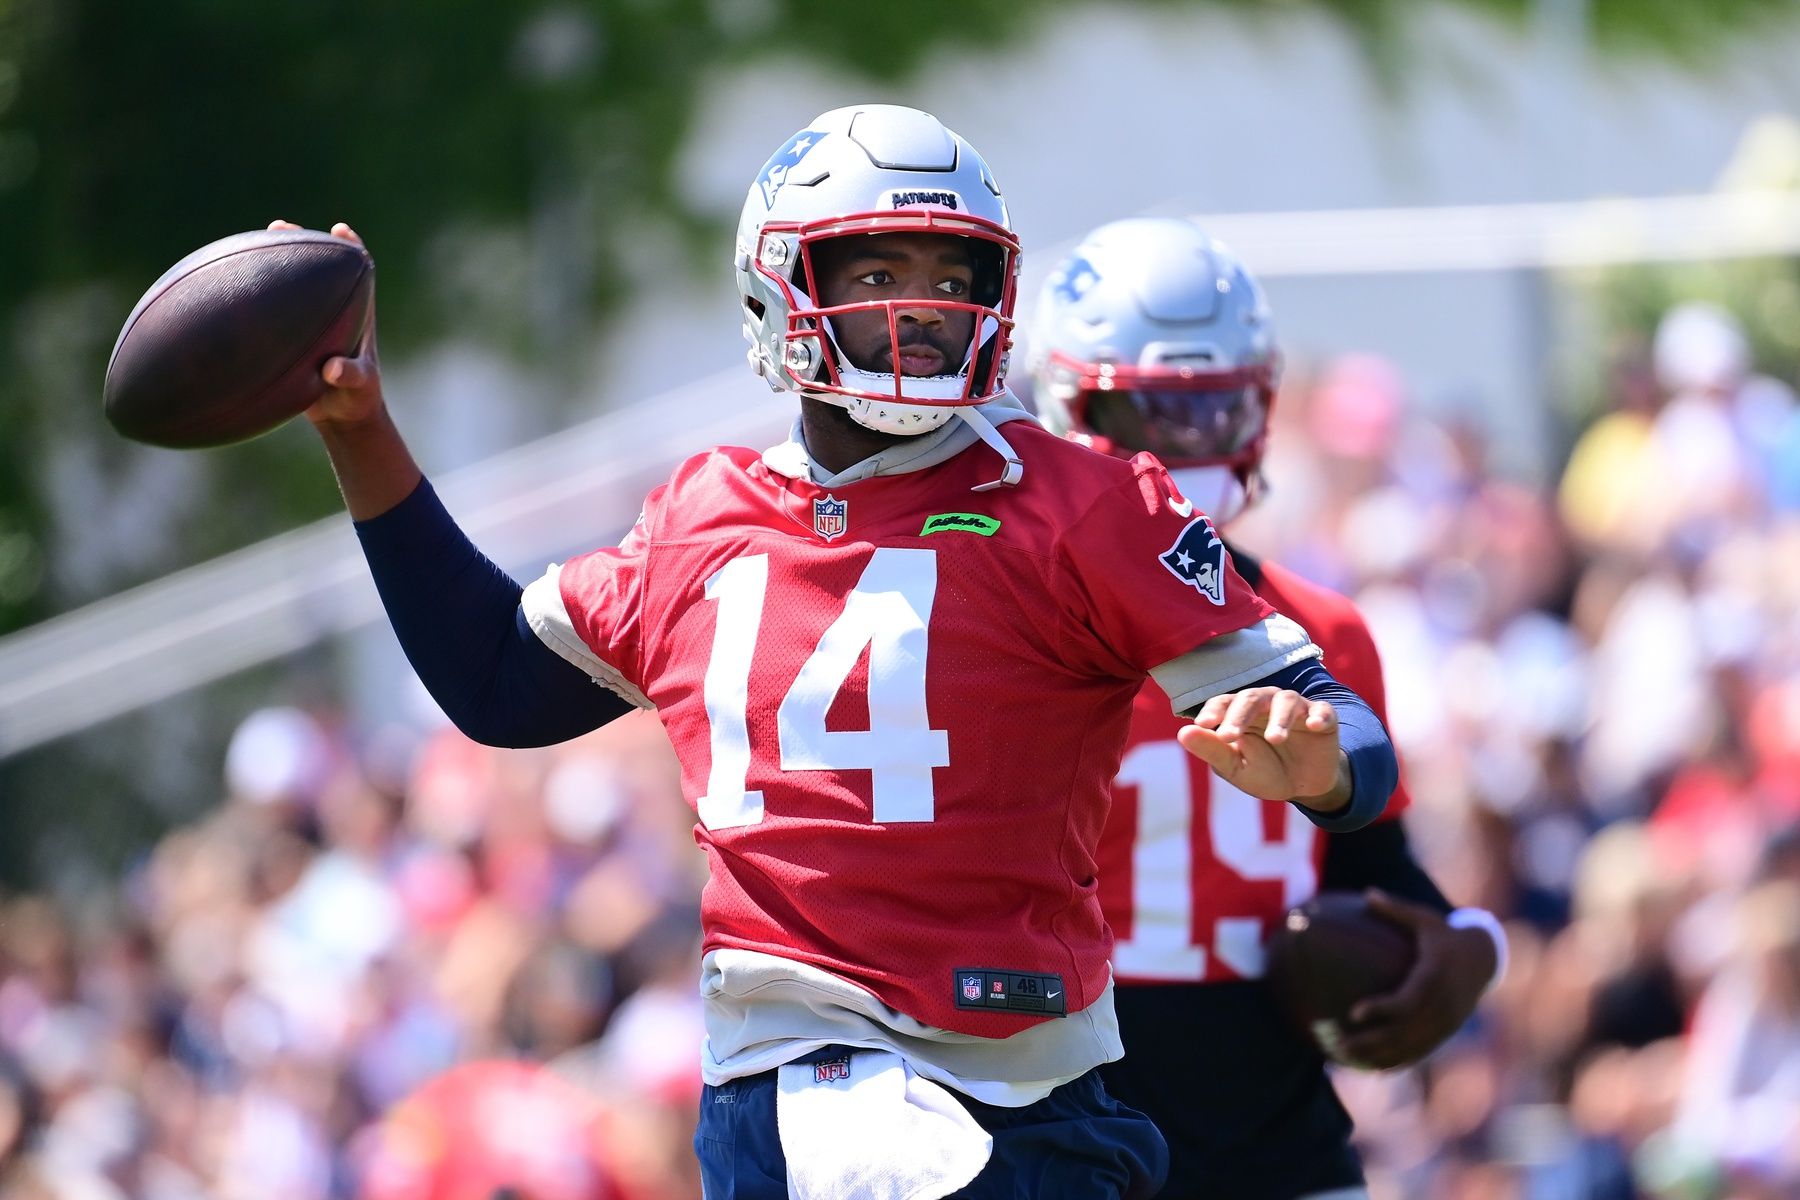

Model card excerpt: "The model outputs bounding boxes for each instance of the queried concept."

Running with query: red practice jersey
[550,423,1288,1035]
[1098,557,1412,985]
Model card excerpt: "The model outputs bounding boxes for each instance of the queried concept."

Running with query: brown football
[1264,891,1416,1035]
[104,228,373,448]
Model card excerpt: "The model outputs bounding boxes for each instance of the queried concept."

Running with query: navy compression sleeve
[352,479,631,747]
[1321,820,1453,912]
[1245,657,1398,833]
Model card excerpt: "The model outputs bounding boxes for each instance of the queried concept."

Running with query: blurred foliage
[1566,253,1800,425]
[1574,0,1800,66]
[1,1,1798,891]
[1558,116,1800,431]
[1462,0,1800,66]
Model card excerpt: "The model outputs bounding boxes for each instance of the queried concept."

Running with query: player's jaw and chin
[821,311,967,387]
[800,229,985,447]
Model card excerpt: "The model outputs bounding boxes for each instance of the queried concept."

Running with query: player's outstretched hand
[268,220,421,522]
[267,219,384,430]
[1327,889,1495,1070]
[1177,687,1348,811]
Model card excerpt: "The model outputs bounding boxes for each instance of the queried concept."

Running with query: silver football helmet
[1029,217,1279,522]
[736,104,1020,437]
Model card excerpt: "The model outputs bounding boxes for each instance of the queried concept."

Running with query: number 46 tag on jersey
[953,969,1067,1017]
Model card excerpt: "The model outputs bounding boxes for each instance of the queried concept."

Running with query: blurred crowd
[1234,301,1800,1200]
[1,299,1799,1198]
[0,706,707,1199]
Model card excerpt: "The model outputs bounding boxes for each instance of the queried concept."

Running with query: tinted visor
[1082,386,1267,465]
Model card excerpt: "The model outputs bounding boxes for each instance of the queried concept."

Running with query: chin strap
[957,405,1024,491]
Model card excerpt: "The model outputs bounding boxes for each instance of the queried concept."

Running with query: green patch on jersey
[920,512,1001,537]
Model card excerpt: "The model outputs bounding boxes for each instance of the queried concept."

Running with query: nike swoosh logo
[1168,497,1194,518]
[1045,991,1061,1000]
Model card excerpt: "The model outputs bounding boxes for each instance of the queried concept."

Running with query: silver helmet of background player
[1029,217,1278,523]
[735,104,1019,438]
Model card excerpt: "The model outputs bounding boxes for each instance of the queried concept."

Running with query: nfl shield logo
[961,974,983,1002]
[813,494,848,541]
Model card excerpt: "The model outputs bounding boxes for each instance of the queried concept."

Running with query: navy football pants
[694,1057,1168,1199]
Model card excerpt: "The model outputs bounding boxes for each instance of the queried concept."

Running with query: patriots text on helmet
[881,189,962,211]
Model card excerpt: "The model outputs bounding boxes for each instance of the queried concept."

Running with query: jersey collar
[761,396,1037,488]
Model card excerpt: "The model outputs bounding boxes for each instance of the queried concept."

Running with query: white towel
[776,1049,992,1200]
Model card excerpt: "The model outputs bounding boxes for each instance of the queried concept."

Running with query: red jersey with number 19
[545,422,1292,1036]
[1099,556,1414,986]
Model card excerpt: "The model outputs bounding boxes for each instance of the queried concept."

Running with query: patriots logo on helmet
[757,128,826,208]
[1160,515,1228,605]
[1050,254,1101,303]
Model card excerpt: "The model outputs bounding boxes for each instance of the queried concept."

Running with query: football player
[280,106,1400,1200]
[1030,217,1507,1200]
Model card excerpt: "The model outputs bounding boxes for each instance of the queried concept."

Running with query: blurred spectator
[1769,398,1800,512]
[1569,824,1687,1057]
[360,1060,622,1200]
[1558,340,1663,553]
[1670,880,1800,1189]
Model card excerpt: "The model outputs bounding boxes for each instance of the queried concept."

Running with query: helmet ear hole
[970,241,1006,308]
[972,326,1005,395]
[744,296,766,320]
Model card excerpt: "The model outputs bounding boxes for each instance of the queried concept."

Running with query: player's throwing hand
[266,219,384,429]
[267,218,420,522]
[1177,687,1349,812]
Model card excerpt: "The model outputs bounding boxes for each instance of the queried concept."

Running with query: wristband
[1447,907,1508,995]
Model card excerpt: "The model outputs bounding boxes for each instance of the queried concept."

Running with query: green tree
[1559,115,1800,431]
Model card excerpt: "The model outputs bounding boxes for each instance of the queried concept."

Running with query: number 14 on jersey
[697,548,950,829]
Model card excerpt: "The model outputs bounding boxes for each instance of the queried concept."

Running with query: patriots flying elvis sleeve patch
[1160,515,1228,604]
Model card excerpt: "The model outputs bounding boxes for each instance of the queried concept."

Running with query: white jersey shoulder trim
[1151,612,1322,716]
[521,564,655,711]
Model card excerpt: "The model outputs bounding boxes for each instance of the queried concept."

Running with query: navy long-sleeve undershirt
[1322,820,1453,912]
[353,478,630,747]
